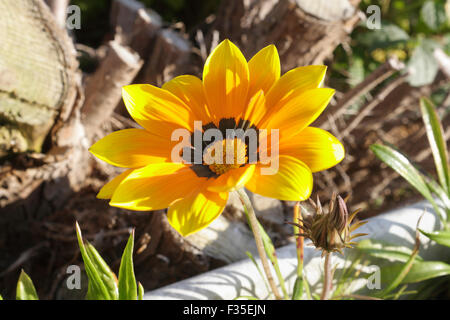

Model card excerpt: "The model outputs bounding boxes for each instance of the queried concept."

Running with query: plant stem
[236,188,282,300]
[292,201,308,300]
[320,252,332,300]
[293,202,304,278]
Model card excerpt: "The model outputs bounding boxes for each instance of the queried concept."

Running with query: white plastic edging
[144,200,447,300]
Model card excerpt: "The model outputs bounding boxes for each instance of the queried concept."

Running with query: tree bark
[207,0,361,69]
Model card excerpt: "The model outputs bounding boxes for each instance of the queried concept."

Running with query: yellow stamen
[204,138,247,175]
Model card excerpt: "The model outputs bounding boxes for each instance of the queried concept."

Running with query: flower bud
[291,193,367,256]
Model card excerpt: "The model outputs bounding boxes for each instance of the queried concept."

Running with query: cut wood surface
[82,40,143,138]
[0,0,79,156]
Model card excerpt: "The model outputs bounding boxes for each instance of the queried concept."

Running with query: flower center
[204,138,248,175]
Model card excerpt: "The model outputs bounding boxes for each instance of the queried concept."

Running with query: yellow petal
[97,169,134,199]
[280,127,345,173]
[207,164,256,193]
[245,155,313,201]
[261,88,335,142]
[240,90,268,128]
[89,129,172,168]
[122,84,195,138]
[265,65,327,112]
[248,44,280,99]
[162,75,211,124]
[167,190,228,236]
[203,39,249,123]
[110,163,206,211]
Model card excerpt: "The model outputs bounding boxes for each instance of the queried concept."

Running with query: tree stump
[208,0,361,71]
[0,0,79,156]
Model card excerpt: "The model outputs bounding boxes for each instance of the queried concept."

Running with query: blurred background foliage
[71,0,449,104]
[336,0,450,88]
[71,0,221,47]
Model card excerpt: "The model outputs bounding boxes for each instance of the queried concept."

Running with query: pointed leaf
[424,177,450,216]
[357,239,423,262]
[75,222,115,300]
[419,229,450,248]
[85,243,119,299]
[420,97,450,195]
[291,276,304,300]
[382,261,450,285]
[138,282,144,301]
[16,270,38,300]
[371,144,445,221]
[118,230,137,300]
[245,251,270,294]
[233,296,259,300]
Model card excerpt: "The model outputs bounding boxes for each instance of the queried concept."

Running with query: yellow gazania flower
[89,39,344,236]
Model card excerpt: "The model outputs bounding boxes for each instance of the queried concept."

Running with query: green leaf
[76,222,116,300]
[138,282,144,301]
[0,294,3,300]
[84,243,119,300]
[424,177,450,215]
[378,240,420,297]
[382,261,450,285]
[233,296,259,300]
[371,144,445,221]
[357,239,423,263]
[407,39,440,87]
[421,0,448,31]
[359,22,409,49]
[291,276,304,300]
[118,230,137,300]
[240,192,288,299]
[348,56,365,87]
[419,229,450,247]
[420,97,450,195]
[16,270,38,300]
[245,251,270,294]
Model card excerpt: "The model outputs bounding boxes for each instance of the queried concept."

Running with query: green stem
[237,188,282,300]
